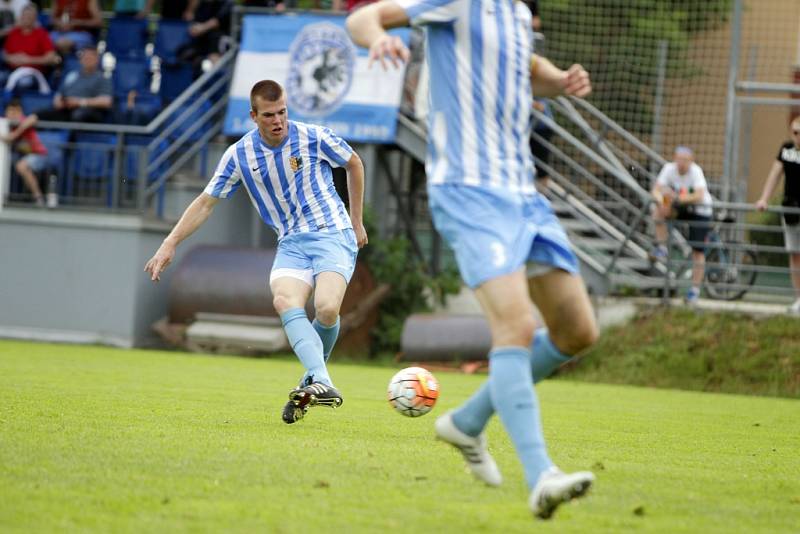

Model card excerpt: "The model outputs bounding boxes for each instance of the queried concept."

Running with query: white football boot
[434,411,502,487]
[529,467,595,519]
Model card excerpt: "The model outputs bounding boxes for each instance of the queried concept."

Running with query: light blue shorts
[428,184,579,288]
[270,228,358,287]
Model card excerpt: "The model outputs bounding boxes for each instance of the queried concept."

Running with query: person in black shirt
[756,117,800,314]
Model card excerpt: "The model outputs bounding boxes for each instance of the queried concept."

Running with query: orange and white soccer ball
[387,367,439,417]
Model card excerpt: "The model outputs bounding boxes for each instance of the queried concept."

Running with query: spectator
[530,99,554,191]
[160,0,197,21]
[2,99,49,207]
[113,0,155,18]
[0,0,29,43]
[3,4,59,86]
[523,0,541,31]
[50,0,102,55]
[650,146,713,305]
[241,0,286,12]
[29,44,111,123]
[177,0,233,71]
[756,116,800,315]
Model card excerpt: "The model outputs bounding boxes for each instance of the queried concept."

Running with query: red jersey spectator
[50,0,102,54]
[3,4,59,72]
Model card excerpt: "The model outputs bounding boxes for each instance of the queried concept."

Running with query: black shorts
[677,212,712,251]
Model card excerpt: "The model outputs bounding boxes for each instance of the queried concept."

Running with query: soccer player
[347,1,598,520]
[144,80,367,424]
[650,146,713,305]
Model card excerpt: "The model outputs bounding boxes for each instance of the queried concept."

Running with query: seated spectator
[50,0,102,55]
[0,0,29,44]
[650,146,713,306]
[3,5,59,91]
[2,98,49,206]
[160,0,197,21]
[178,0,233,72]
[29,44,111,123]
[114,0,155,18]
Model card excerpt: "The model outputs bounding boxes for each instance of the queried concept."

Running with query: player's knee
[551,316,598,355]
[314,299,340,325]
[272,294,294,314]
[497,312,536,347]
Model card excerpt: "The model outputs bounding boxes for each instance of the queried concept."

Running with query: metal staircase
[394,97,673,296]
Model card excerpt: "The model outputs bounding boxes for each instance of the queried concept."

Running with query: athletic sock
[312,317,340,363]
[451,329,574,437]
[280,308,332,387]
[488,346,553,489]
[531,329,572,383]
[451,381,494,437]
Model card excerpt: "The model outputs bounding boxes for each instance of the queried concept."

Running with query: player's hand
[367,34,409,70]
[561,64,591,98]
[352,220,368,248]
[144,242,176,282]
[755,198,768,211]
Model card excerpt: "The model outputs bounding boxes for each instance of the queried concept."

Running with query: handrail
[735,81,800,94]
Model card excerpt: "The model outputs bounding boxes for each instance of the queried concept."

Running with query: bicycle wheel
[704,245,758,300]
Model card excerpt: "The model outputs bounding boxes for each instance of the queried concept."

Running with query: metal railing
[4,47,235,216]
[658,202,800,303]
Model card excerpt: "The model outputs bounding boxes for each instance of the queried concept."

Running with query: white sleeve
[691,164,708,190]
[204,144,242,199]
[392,0,464,25]
[655,164,671,188]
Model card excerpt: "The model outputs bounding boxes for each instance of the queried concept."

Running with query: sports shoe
[684,286,700,306]
[434,411,502,487]
[529,467,595,519]
[788,299,800,316]
[289,382,343,408]
[281,399,308,424]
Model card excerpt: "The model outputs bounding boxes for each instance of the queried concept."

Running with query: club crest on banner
[286,22,356,117]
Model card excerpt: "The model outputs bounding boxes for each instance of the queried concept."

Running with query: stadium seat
[112,57,151,97]
[106,16,148,59]
[158,64,194,103]
[154,20,191,66]
[124,135,168,214]
[167,99,211,143]
[19,91,54,115]
[67,132,117,206]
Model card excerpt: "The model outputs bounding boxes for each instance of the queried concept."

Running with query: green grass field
[1,341,799,533]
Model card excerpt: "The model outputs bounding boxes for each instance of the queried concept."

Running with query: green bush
[359,213,461,356]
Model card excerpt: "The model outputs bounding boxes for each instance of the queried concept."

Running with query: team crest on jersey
[289,156,303,172]
[286,22,355,117]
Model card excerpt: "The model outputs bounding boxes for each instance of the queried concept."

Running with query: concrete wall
[0,183,259,347]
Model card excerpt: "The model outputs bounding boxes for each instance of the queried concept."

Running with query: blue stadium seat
[68,132,117,206]
[19,91,53,115]
[159,64,194,102]
[154,20,191,66]
[112,57,151,96]
[106,16,148,59]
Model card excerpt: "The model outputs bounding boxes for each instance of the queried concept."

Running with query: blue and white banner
[225,14,409,143]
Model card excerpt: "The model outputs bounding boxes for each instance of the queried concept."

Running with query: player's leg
[473,268,555,491]
[312,271,345,366]
[527,269,598,382]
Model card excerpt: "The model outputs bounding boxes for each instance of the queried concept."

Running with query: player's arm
[345,152,368,248]
[651,166,672,204]
[756,161,784,211]
[144,193,219,281]
[531,54,591,98]
[346,1,410,70]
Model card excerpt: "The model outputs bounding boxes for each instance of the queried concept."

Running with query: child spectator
[2,98,50,206]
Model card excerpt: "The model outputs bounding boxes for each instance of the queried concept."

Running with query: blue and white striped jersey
[204,121,354,239]
[396,0,536,193]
